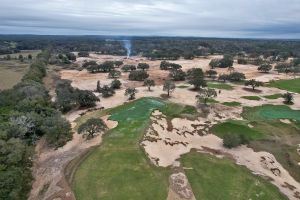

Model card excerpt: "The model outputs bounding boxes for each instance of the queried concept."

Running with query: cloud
[0,0,300,38]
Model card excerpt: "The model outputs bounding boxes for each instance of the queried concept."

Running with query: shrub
[78,118,107,139]
[111,79,122,89]
[128,70,149,81]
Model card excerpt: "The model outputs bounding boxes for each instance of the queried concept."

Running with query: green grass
[268,78,300,93]
[177,85,189,88]
[181,152,288,200]
[0,60,29,89]
[222,101,241,107]
[211,120,265,141]
[207,82,234,90]
[241,96,261,101]
[263,93,282,99]
[243,105,300,121]
[73,98,198,200]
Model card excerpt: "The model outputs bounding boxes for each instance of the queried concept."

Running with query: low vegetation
[268,78,300,93]
[241,96,261,101]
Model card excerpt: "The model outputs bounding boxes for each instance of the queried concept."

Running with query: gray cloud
[0,0,300,38]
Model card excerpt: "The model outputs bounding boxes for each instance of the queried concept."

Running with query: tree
[237,58,247,64]
[108,70,121,78]
[82,61,97,68]
[282,92,294,104]
[96,80,102,92]
[101,85,115,98]
[275,63,292,74]
[218,74,229,82]
[205,70,217,79]
[66,52,76,61]
[78,51,89,57]
[169,69,186,81]
[125,88,138,100]
[128,70,149,81]
[258,64,272,73]
[114,60,123,68]
[227,72,246,82]
[195,88,217,105]
[244,79,263,90]
[28,54,32,60]
[111,79,122,89]
[78,118,107,139]
[137,63,150,71]
[122,65,136,72]
[186,68,206,90]
[163,80,175,97]
[76,90,99,108]
[144,79,155,91]
[99,61,114,72]
[18,54,24,62]
[209,59,220,69]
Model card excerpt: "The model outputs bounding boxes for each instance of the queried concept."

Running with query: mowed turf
[268,78,300,93]
[181,152,288,200]
[73,98,171,200]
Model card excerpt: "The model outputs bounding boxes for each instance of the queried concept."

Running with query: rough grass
[73,98,198,200]
[268,78,300,93]
[211,120,265,141]
[222,101,241,107]
[0,60,29,89]
[207,82,234,90]
[263,93,282,99]
[181,152,288,200]
[241,96,261,101]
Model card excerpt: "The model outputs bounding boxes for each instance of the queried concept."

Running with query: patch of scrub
[222,101,241,107]
[181,152,288,200]
[73,98,170,200]
[243,105,300,121]
[268,78,300,94]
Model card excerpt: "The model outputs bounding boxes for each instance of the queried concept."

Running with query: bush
[128,70,149,81]
[78,51,89,57]
[122,65,136,72]
[111,79,122,89]
[137,63,150,71]
[223,133,247,148]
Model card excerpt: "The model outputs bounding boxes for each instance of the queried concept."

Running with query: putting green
[243,105,300,121]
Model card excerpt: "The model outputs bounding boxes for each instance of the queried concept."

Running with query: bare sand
[141,110,300,200]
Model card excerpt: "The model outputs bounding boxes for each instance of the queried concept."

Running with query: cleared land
[0,60,29,89]
[181,152,288,200]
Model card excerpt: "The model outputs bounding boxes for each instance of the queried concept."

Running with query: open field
[268,78,300,94]
[0,60,29,89]
[181,152,288,200]
[0,50,41,59]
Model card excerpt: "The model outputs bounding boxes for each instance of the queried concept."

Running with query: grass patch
[211,120,265,141]
[207,82,234,90]
[181,152,288,200]
[73,98,198,200]
[177,85,189,88]
[222,101,241,107]
[268,78,300,93]
[242,105,300,121]
[241,96,261,101]
[263,93,282,99]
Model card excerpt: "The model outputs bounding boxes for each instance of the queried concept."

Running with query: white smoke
[123,40,131,58]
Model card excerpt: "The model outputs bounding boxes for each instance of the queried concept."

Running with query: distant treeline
[1,35,300,60]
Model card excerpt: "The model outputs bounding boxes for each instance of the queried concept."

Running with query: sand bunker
[142,110,300,200]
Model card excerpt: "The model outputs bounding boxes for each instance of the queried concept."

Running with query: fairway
[268,78,300,93]
[181,152,288,200]
[73,98,170,200]
[243,105,300,121]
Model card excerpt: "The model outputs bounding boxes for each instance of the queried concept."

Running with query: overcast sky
[1,0,300,38]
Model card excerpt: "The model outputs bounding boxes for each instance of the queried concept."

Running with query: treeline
[0,50,72,199]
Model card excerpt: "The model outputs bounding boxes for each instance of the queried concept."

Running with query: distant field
[0,60,29,89]
[268,78,300,93]
[181,152,288,200]
[0,50,41,59]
